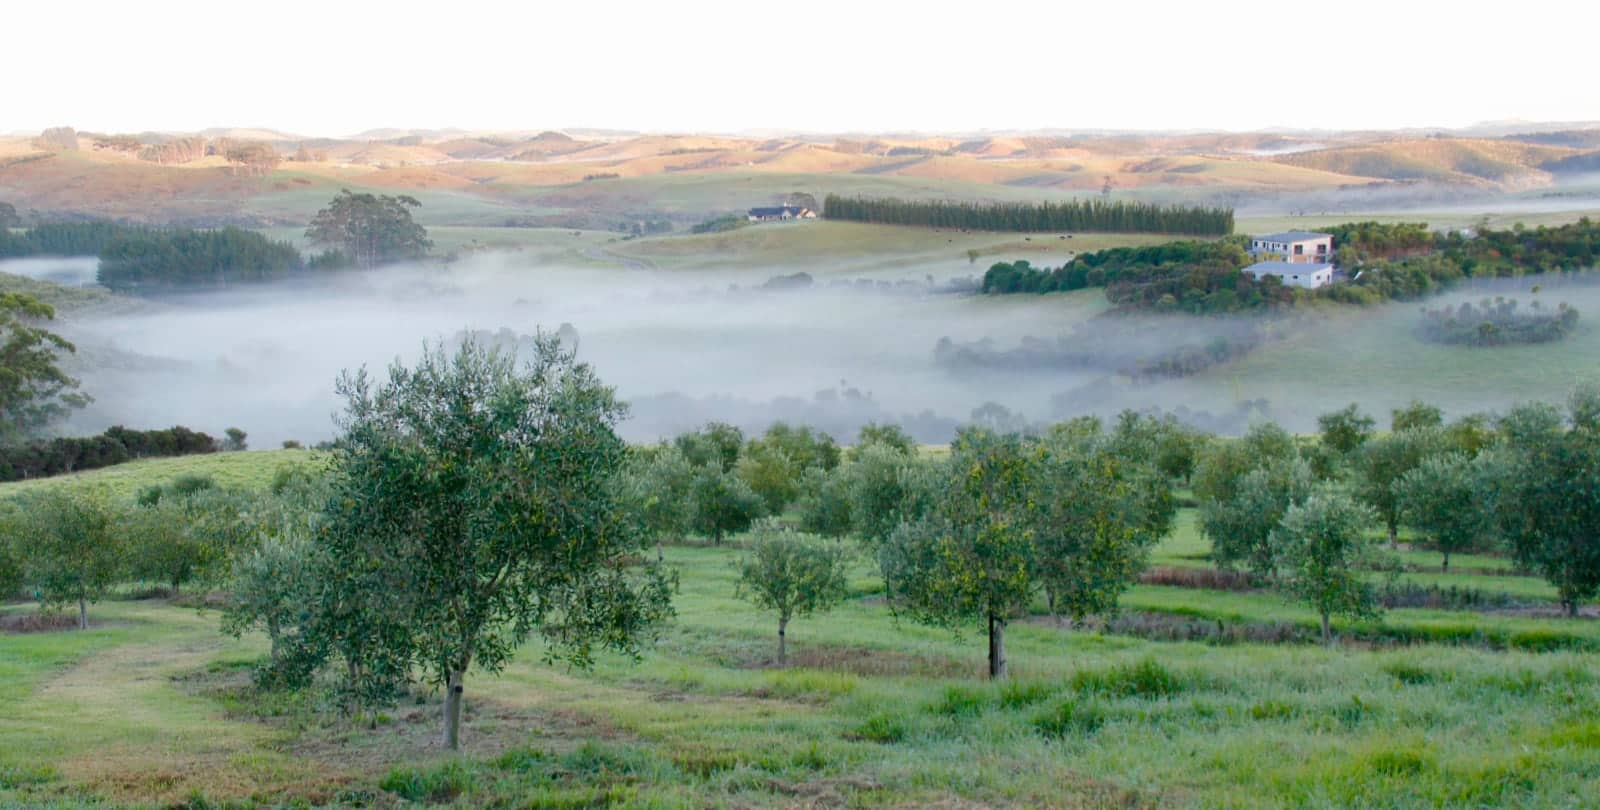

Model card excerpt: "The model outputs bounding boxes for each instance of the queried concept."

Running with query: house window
[1294,244,1304,255]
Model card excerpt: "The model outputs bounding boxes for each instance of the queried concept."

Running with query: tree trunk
[657,538,664,564]
[988,614,1007,679]
[1387,521,1398,549]
[1320,612,1332,646]
[1441,551,1449,574]
[443,669,466,750]
[77,597,87,630]
[777,616,788,667]
[1564,598,1578,618]
[1045,588,1058,625]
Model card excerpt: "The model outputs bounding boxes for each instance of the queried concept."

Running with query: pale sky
[6,0,1595,137]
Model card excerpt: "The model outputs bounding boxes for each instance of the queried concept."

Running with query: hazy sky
[8,0,1594,136]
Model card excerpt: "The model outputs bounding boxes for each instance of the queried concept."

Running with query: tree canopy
[306,189,432,268]
[0,292,89,444]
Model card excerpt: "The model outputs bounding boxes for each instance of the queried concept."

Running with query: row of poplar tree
[821,194,1235,236]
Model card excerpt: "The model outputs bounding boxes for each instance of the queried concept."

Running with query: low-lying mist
[22,253,1600,446]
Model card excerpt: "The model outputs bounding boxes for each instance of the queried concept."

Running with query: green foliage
[1489,405,1600,615]
[1274,486,1384,642]
[0,424,216,481]
[845,443,937,545]
[1202,457,1316,580]
[735,442,801,515]
[0,292,88,444]
[9,488,126,628]
[1417,297,1580,346]
[673,422,744,472]
[733,521,852,664]
[1324,221,1436,265]
[1392,400,1444,432]
[618,444,696,544]
[0,222,150,258]
[1395,452,1495,572]
[305,189,432,268]
[1032,427,1173,620]
[1353,427,1443,544]
[97,228,303,291]
[850,422,917,458]
[1318,404,1375,456]
[823,194,1234,236]
[307,335,673,746]
[690,214,748,234]
[689,464,765,543]
[795,466,853,537]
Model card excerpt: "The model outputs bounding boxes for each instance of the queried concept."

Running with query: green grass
[3,538,1597,807]
[0,449,326,501]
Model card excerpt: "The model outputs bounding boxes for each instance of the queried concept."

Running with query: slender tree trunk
[77,597,87,630]
[657,538,664,564]
[1565,598,1578,618]
[1320,612,1332,646]
[1387,521,1398,549]
[777,616,788,667]
[1046,588,1058,625]
[443,669,466,750]
[988,614,1007,680]
[1441,551,1449,574]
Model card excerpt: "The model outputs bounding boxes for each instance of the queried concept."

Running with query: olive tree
[1353,428,1441,547]
[733,522,851,665]
[1395,452,1493,572]
[617,444,696,560]
[880,429,1034,679]
[1201,457,1315,581]
[1489,411,1600,616]
[845,443,937,546]
[14,488,125,629]
[1031,428,1173,623]
[318,335,673,748]
[1273,487,1382,644]
[689,464,765,544]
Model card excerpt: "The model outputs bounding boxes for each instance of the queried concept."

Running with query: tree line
[0,191,433,290]
[821,194,1235,236]
[977,218,1600,315]
[6,335,1600,750]
[0,425,224,482]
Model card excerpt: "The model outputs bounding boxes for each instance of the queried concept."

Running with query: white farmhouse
[1242,260,1334,289]
[1249,231,1333,264]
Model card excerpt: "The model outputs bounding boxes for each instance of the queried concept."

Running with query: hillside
[5,127,1597,229]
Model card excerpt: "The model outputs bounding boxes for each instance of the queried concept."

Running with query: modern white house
[1242,260,1334,289]
[1249,231,1333,264]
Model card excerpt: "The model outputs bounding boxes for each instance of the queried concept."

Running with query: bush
[1033,699,1106,738]
[851,712,908,743]
[1070,659,1187,699]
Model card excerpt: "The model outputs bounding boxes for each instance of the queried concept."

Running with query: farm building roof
[1243,261,1333,275]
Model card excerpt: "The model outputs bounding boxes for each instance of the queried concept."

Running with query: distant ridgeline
[0,425,217,482]
[980,218,1600,315]
[1417,298,1581,346]
[0,222,321,292]
[821,194,1235,236]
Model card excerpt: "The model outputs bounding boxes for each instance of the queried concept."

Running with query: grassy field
[2,452,1597,807]
[0,450,325,501]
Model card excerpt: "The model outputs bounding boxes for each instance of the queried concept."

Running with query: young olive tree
[617,444,696,561]
[1395,452,1493,573]
[14,488,125,629]
[1353,427,1441,547]
[1489,414,1600,616]
[1201,457,1315,581]
[733,522,852,665]
[319,335,672,748]
[795,466,852,538]
[881,429,1034,679]
[689,464,765,544]
[845,443,937,546]
[1273,487,1382,644]
[1031,428,1173,624]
